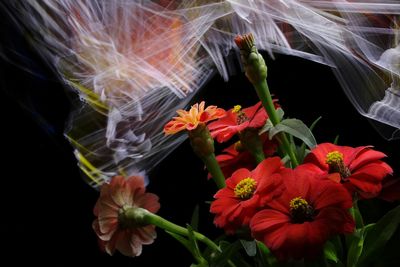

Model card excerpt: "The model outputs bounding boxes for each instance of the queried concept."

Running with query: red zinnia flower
[250,167,354,260]
[214,134,278,178]
[164,101,225,135]
[93,176,160,257]
[208,102,275,143]
[302,143,393,199]
[210,157,284,234]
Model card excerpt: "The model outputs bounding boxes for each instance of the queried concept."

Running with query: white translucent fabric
[3,0,400,187]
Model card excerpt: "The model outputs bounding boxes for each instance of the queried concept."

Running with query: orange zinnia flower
[164,101,226,135]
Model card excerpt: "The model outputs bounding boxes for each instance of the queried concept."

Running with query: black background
[1,12,399,267]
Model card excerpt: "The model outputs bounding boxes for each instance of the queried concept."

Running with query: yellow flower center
[289,197,315,223]
[234,177,257,199]
[232,105,249,125]
[290,197,309,210]
[325,151,351,179]
[232,105,242,113]
[326,151,344,165]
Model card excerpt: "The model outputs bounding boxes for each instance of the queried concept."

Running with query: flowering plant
[3,1,400,265]
[90,34,400,266]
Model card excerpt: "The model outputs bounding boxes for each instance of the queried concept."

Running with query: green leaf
[191,205,200,231]
[269,119,317,149]
[357,204,400,266]
[211,241,241,267]
[330,235,344,261]
[187,224,202,259]
[352,202,364,229]
[165,230,191,251]
[324,241,338,263]
[240,239,257,257]
[309,116,322,132]
[256,241,278,267]
[298,116,321,162]
[260,119,274,135]
[333,135,340,145]
[296,145,310,164]
[347,230,364,267]
[259,108,284,134]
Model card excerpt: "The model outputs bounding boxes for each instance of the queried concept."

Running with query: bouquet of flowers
[2,1,400,266]
[92,34,400,266]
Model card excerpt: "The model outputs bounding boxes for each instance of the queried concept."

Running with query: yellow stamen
[232,105,242,113]
[290,197,309,211]
[326,151,344,165]
[234,177,257,199]
[289,197,314,223]
[325,150,351,179]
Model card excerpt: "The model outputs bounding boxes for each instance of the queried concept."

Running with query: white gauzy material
[2,0,400,187]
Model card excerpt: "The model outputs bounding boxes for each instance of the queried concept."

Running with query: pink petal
[136,225,157,245]
[115,229,142,257]
[136,193,160,213]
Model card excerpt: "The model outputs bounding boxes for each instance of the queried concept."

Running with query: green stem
[142,209,221,253]
[203,153,226,189]
[254,80,299,167]
[353,199,365,229]
[251,150,265,164]
[239,129,265,164]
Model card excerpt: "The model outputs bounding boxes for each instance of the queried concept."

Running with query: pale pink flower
[93,176,160,257]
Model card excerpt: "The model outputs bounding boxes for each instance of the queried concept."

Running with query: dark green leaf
[256,241,278,267]
[347,230,364,267]
[330,235,343,261]
[333,135,340,145]
[357,204,400,266]
[187,224,202,259]
[298,116,321,162]
[165,230,191,251]
[240,239,257,257]
[324,241,338,263]
[211,241,241,267]
[269,119,317,149]
[259,108,284,134]
[352,201,364,229]
[309,116,322,132]
[191,205,200,231]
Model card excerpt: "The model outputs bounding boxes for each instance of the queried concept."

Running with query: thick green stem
[141,209,221,253]
[188,124,225,189]
[254,80,299,167]
[239,129,265,164]
[203,153,226,189]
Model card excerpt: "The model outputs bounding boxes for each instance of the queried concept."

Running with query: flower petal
[252,157,283,181]
[349,149,388,170]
